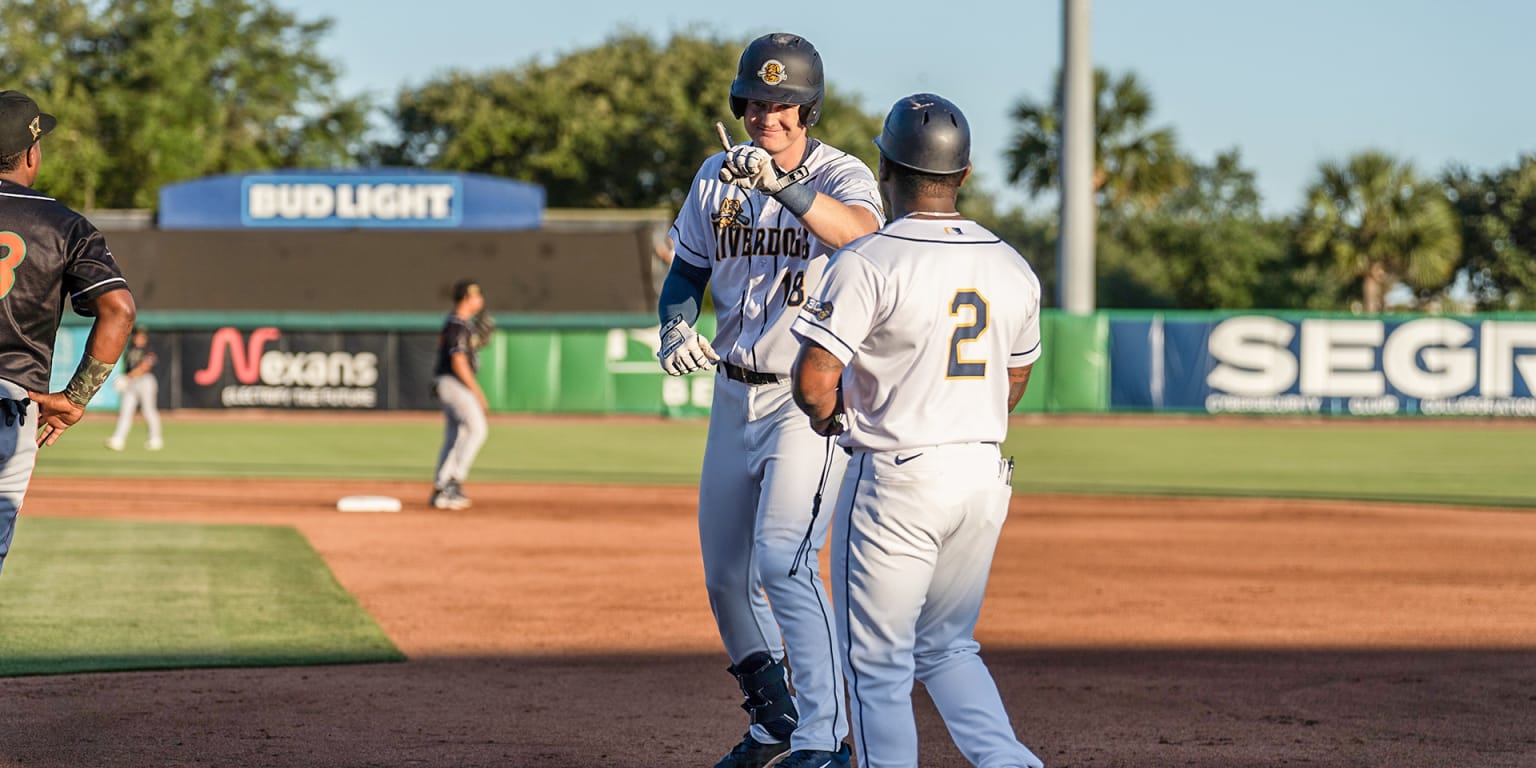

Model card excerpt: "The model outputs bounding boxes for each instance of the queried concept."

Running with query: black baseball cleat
[446,481,472,509]
[776,745,851,768]
[430,482,472,510]
[712,732,790,768]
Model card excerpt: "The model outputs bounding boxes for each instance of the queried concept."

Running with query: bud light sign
[242,175,461,227]
[1110,315,1536,417]
[158,169,544,230]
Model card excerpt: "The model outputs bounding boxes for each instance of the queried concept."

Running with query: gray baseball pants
[433,374,487,488]
[0,378,40,576]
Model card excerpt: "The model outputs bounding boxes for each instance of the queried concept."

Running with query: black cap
[452,279,481,303]
[0,91,57,156]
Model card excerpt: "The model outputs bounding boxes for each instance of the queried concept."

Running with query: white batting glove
[658,314,720,376]
[718,146,809,195]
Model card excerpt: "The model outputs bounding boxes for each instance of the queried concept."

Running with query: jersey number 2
[948,290,989,378]
[0,231,26,300]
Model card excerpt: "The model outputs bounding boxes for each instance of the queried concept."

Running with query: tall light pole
[1059,0,1096,313]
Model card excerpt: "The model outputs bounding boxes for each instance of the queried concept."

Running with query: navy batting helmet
[730,33,824,127]
[873,93,971,175]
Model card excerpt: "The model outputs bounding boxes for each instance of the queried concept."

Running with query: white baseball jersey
[671,139,882,375]
[798,212,1046,766]
[790,215,1043,452]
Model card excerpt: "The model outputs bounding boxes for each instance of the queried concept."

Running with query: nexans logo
[1207,317,1536,400]
[194,328,379,388]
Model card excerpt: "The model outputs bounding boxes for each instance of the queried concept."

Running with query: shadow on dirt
[3,648,1534,768]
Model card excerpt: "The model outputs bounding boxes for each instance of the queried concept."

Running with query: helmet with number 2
[730,33,825,128]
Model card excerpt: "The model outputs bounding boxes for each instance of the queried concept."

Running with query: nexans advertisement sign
[182,327,383,409]
[1111,315,1536,416]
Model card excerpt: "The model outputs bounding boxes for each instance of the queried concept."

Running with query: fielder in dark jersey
[429,279,490,510]
[0,90,136,575]
[107,327,163,451]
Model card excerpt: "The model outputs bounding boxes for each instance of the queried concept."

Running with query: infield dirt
[4,478,1535,767]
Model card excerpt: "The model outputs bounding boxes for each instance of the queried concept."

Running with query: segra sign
[1107,314,1536,416]
[1204,317,1536,415]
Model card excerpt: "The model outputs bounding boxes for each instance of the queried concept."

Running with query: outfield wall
[53,310,1536,418]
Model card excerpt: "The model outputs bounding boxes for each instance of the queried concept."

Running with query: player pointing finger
[657,33,883,768]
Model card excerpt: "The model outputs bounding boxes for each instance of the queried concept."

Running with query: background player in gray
[791,94,1046,767]
[0,90,136,575]
[107,326,163,451]
[430,279,490,511]
[656,33,882,768]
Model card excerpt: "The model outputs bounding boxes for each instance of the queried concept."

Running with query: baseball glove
[470,313,495,351]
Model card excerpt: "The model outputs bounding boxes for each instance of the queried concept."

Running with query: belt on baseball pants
[720,362,781,386]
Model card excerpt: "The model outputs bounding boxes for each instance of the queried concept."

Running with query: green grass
[37,414,1536,508]
[40,417,712,484]
[1012,421,1536,507]
[0,518,404,677]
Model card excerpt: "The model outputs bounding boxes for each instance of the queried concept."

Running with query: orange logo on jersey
[711,197,748,230]
[0,231,27,300]
[758,60,787,86]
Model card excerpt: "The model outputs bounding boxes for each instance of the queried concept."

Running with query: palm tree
[1295,151,1461,313]
[1006,69,1190,215]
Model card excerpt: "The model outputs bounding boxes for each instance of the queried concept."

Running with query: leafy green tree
[0,0,110,207]
[377,29,884,210]
[1444,156,1536,310]
[1005,68,1190,215]
[1100,150,1289,309]
[0,0,367,208]
[961,187,1058,306]
[1295,151,1461,313]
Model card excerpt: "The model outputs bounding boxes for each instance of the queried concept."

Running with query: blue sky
[279,0,1536,216]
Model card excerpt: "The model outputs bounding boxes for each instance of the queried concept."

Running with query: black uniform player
[107,326,163,451]
[429,279,490,510]
[0,90,136,575]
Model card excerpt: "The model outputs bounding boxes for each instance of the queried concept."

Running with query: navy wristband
[773,182,816,218]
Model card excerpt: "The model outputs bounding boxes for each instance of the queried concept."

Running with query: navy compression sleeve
[658,258,711,326]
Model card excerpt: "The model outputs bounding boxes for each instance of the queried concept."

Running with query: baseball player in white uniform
[107,327,163,451]
[790,94,1046,768]
[656,33,882,768]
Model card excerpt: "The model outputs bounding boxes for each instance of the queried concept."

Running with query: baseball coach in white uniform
[790,93,1047,768]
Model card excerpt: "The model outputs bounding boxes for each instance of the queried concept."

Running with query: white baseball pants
[109,373,162,446]
[833,442,1042,768]
[698,371,848,752]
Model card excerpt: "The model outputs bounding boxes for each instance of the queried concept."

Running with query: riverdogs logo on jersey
[804,297,834,321]
[712,198,749,230]
[715,224,812,261]
[758,59,787,85]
